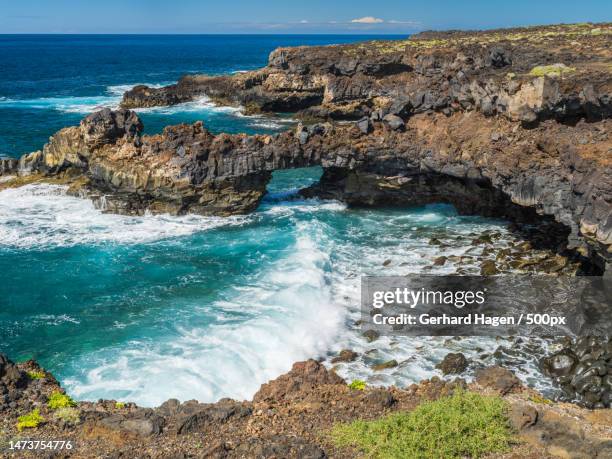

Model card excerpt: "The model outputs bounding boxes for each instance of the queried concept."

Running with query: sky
[1,0,611,34]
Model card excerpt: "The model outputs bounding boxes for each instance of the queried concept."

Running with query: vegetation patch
[529,394,552,405]
[47,391,77,410]
[17,409,44,431]
[26,370,46,380]
[53,407,81,426]
[529,64,576,78]
[330,390,513,459]
[348,380,367,391]
[115,402,126,409]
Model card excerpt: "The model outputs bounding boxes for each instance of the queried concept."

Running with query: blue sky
[1,0,611,34]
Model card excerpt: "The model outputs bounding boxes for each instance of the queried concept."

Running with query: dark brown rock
[253,359,344,403]
[475,366,521,395]
[364,389,396,408]
[436,353,469,375]
[372,359,398,371]
[176,400,252,434]
[331,349,358,363]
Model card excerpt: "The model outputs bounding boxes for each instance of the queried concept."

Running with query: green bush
[17,409,44,431]
[47,391,77,410]
[26,370,46,380]
[348,380,367,391]
[115,402,126,409]
[330,390,513,459]
[529,64,575,77]
[53,407,80,426]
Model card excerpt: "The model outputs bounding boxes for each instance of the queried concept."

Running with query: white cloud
[300,19,309,24]
[351,16,385,24]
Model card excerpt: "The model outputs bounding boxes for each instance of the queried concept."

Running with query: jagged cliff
[1,23,611,271]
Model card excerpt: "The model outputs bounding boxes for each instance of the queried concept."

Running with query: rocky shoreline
[1,353,611,458]
[0,22,611,456]
[1,23,610,273]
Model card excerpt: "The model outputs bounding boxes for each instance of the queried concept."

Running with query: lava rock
[253,359,344,403]
[356,117,372,135]
[475,366,521,395]
[364,389,396,408]
[176,400,252,434]
[372,360,398,371]
[363,330,380,342]
[480,260,498,275]
[509,402,538,430]
[383,114,405,131]
[487,47,512,68]
[100,411,166,436]
[436,353,469,375]
[541,349,578,378]
[331,349,358,363]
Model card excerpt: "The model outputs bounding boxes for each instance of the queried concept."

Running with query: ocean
[0,35,552,406]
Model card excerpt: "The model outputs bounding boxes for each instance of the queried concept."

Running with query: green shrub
[529,394,552,405]
[26,370,46,380]
[53,407,80,425]
[115,402,126,409]
[529,64,575,78]
[17,409,44,431]
[330,390,513,459]
[47,391,77,410]
[348,380,367,391]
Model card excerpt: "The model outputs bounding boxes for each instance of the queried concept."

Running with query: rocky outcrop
[0,157,17,176]
[9,104,610,270]
[253,359,345,403]
[121,23,612,125]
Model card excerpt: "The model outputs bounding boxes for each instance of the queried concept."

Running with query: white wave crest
[64,225,345,406]
[0,184,249,249]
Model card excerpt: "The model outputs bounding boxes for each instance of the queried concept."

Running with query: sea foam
[63,224,345,406]
[0,184,248,249]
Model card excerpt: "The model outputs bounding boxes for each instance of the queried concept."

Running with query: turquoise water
[0,35,552,405]
[1,170,548,405]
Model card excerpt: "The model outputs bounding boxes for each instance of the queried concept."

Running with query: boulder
[99,411,165,436]
[541,349,578,378]
[480,260,499,276]
[364,389,396,408]
[356,116,372,134]
[436,353,469,375]
[176,400,252,434]
[382,114,405,131]
[372,359,398,371]
[475,366,521,395]
[331,349,358,363]
[487,47,512,68]
[363,330,380,342]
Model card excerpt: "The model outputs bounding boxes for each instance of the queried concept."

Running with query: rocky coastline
[1,23,611,455]
[1,353,611,458]
[1,23,610,273]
